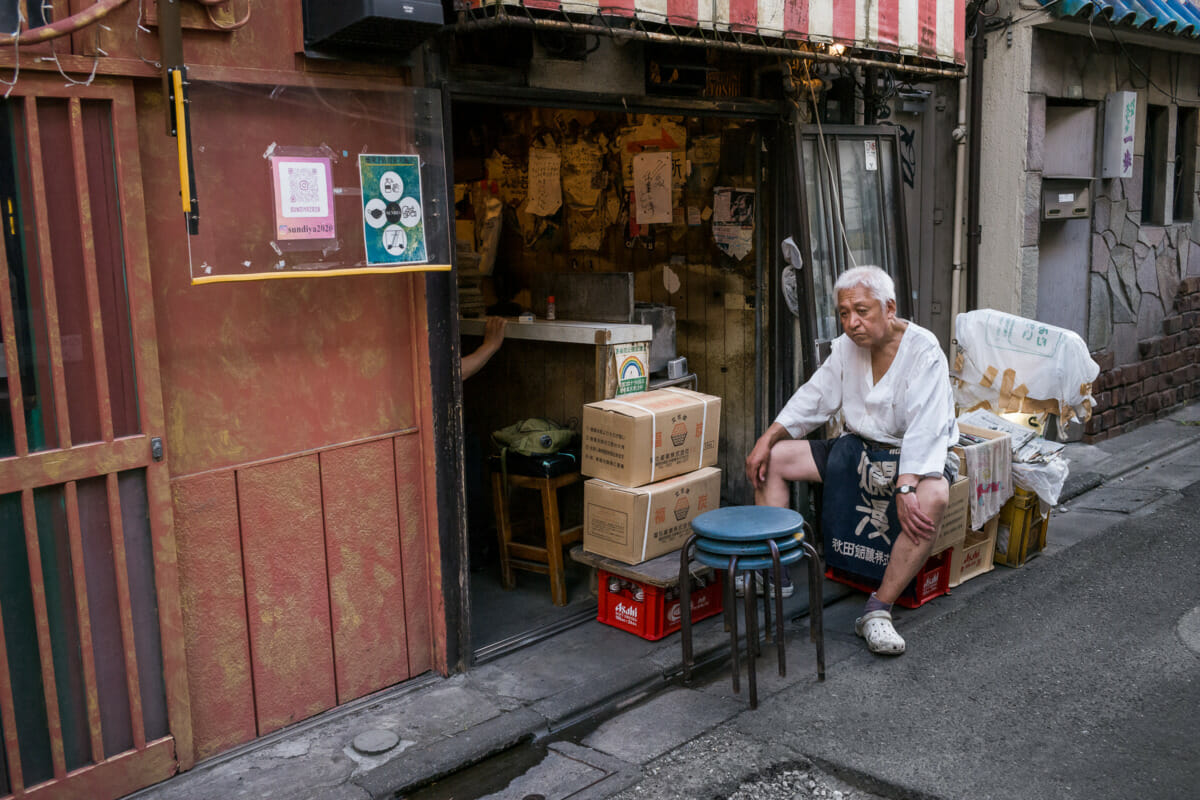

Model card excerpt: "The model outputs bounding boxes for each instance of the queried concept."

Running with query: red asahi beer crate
[597,569,724,640]
[825,548,952,609]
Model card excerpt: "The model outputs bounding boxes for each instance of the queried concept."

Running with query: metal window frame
[793,124,913,369]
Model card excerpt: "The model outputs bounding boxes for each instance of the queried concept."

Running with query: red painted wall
[135,80,445,761]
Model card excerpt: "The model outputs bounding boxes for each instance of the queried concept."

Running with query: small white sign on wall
[1102,91,1138,179]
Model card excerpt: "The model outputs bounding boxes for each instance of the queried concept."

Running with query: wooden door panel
[394,433,434,676]
[171,471,256,761]
[237,457,336,735]
[321,439,410,703]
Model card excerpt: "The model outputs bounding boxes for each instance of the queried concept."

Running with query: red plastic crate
[825,547,952,609]
[596,569,724,641]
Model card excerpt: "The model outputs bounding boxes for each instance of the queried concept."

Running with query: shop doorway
[450,96,777,660]
[0,82,192,799]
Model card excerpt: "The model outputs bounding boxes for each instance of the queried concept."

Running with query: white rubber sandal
[855,610,906,655]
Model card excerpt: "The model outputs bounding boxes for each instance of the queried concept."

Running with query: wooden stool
[489,451,583,607]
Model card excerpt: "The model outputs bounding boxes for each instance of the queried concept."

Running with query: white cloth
[952,309,1099,425]
[775,321,959,478]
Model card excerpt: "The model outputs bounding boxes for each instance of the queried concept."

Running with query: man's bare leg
[749,439,821,598]
[856,476,951,655]
[875,476,950,604]
[755,439,822,507]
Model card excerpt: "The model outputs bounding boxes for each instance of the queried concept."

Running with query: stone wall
[1085,276,1200,442]
[1022,27,1200,441]
[1086,202,1198,362]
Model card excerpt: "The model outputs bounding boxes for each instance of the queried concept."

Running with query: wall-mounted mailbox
[1042,178,1092,220]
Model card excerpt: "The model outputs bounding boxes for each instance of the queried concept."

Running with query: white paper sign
[864,140,878,171]
[525,149,562,217]
[632,151,673,225]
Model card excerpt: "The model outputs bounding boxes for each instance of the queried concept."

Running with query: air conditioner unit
[303,0,445,55]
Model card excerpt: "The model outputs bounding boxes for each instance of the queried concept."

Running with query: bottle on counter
[546,295,556,320]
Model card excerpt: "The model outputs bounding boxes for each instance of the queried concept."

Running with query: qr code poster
[359,154,427,266]
[270,156,336,241]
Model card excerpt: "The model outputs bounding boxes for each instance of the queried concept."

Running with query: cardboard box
[583,467,721,564]
[949,517,998,587]
[582,388,720,487]
[931,476,970,555]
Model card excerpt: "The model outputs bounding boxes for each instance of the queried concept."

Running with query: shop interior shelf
[460,316,652,345]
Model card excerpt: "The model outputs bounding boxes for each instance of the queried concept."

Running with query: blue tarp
[1047,0,1200,37]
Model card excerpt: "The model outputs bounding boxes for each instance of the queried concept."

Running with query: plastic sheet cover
[952,310,1100,427]
[181,80,451,284]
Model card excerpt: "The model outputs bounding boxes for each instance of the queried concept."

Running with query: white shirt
[775,321,958,478]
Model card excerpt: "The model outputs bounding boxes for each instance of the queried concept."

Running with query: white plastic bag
[952,310,1100,427]
[1012,457,1070,509]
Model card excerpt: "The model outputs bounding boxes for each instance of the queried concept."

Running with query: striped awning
[1047,0,1200,38]
[464,0,967,68]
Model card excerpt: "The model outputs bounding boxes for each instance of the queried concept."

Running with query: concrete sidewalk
[126,402,1200,800]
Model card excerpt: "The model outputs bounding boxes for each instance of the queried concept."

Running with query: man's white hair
[834,266,895,311]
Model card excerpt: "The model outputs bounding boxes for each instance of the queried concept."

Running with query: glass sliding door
[794,126,911,360]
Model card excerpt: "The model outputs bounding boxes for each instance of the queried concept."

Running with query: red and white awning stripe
[472,0,966,66]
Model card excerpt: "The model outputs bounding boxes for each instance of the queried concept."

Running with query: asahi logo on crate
[614,602,640,625]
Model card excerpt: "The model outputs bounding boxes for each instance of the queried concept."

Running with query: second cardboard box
[584,467,722,564]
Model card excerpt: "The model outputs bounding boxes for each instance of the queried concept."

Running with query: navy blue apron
[821,434,901,582]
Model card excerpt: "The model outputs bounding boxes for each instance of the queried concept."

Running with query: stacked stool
[679,506,825,708]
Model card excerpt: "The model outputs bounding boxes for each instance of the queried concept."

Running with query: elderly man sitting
[745,265,958,655]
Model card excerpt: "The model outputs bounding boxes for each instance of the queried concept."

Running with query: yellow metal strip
[190,264,452,284]
[172,69,191,214]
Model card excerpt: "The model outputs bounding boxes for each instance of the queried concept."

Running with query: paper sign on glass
[271,156,335,241]
[359,154,427,266]
[525,149,562,217]
[632,151,673,225]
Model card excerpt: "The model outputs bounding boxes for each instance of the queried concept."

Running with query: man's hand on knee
[746,423,792,489]
[745,438,772,489]
[896,481,936,545]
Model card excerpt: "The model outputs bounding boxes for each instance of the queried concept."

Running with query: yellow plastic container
[994,486,1048,567]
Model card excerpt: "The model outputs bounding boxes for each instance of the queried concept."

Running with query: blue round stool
[679,506,826,707]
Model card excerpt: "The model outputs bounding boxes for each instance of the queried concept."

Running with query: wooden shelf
[460,317,651,345]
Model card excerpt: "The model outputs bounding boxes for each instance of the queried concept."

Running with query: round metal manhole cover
[352,729,400,755]
[1179,606,1200,656]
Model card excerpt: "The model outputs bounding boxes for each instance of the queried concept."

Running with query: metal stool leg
[727,555,740,695]
[679,534,696,683]
[802,539,826,681]
[768,539,786,677]
[744,567,758,709]
[761,565,772,646]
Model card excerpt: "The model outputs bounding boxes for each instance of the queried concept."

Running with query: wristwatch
[897,484,917,495]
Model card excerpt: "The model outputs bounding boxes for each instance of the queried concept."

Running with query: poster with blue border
[359,154,427,266]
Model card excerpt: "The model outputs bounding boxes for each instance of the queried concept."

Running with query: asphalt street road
[599,437,1200,800]
[725,477,1200,800]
